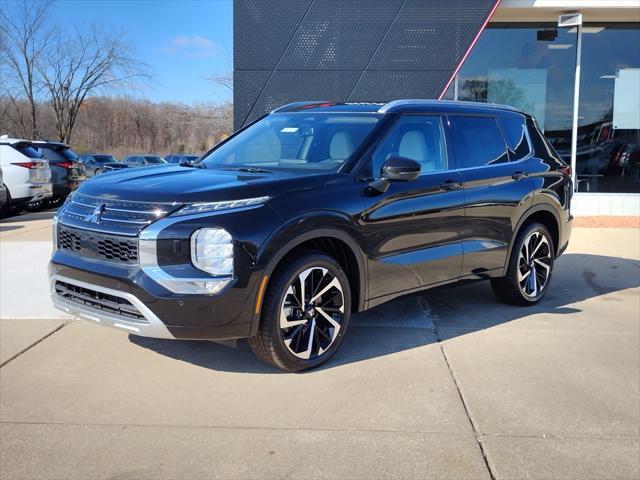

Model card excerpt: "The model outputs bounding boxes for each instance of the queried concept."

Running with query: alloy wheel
[517,231,552,298]
[280,267,345,360]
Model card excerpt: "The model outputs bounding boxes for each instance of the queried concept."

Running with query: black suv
[49,100,572,371]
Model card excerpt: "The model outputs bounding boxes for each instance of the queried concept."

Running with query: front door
[361,114,465,300]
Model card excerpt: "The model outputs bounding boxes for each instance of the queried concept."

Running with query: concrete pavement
[0,210,638,479]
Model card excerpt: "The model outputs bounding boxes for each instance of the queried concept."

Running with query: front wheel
[249,251,351,372]
[491,222,555,306]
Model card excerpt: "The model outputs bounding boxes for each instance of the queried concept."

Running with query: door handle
[512,171,529,181]
[440,179,462,191]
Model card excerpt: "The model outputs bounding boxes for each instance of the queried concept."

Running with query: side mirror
[381,156,421,182]
[369,156,421,193]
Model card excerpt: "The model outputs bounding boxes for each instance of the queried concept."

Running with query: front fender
[249,211,368,335]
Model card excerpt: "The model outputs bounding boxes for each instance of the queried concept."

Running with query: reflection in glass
[445,23,640,193]
[575,25,640,193]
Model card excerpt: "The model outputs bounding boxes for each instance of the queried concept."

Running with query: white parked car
[0,135,52,214]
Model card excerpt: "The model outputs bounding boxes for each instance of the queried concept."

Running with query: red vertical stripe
[438,0,502,100]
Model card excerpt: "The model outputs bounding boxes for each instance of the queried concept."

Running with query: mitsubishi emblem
[85,204,105,224]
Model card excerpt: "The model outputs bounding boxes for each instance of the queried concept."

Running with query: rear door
[449,114,534,276]
[362,114,465,299]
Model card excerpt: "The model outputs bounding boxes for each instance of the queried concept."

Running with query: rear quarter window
[498,114,532,161]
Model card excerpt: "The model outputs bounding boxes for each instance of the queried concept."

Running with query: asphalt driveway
[1,211,638,479]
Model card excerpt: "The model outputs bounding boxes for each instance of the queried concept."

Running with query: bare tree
[38,25,147,143]
[0,0,53,138]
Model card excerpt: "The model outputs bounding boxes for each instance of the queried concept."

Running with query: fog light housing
[190,228,234,276]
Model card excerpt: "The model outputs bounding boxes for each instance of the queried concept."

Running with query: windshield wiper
[224,167,272,174]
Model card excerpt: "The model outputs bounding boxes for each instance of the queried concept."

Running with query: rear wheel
[249,251,351,372]
[24,200,46,212]
[491,222,555,305]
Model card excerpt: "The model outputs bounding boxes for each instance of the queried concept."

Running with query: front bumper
[51,273,174,338]
[29,183,53,201]
[49,253,261,341]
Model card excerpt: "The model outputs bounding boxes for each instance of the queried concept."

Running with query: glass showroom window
[575,24,640,193]
[445,24,578,158]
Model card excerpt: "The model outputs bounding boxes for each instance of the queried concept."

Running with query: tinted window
[13,143,43,159]
[144,156,165,164]
[371,115,447,176]
[38,146,79,163]
[498,114,531,161]
[450,116,508,167]
[93,155,115,163]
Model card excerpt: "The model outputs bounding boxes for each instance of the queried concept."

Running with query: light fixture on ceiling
[548,44,574,50]
[568,26,605,34]
[600,75,616,79]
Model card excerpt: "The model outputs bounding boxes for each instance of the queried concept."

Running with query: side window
[371,115,447,177]
[498,114,531,161]
[450,116,508,168]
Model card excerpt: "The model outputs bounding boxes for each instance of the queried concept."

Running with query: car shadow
[129,252,640,374]
[0,225,24,232]
[0,208,57,223]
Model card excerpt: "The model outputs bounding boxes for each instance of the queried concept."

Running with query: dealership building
[234,0,640,215]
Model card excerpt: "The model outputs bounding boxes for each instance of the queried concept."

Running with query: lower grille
[58,224,138,264]
[54,280,148,324]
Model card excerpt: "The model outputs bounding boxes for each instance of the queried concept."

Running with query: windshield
[200,113,380,172]
[144,156,166,164]
[93,155,115,163]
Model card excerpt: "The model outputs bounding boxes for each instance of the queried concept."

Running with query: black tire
[249,251,352,372]
[24,200,46,212]
[0,186,11,217]
[94,169,101,176]
[491,222,555,306]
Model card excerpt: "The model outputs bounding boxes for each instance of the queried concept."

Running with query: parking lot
[1,210,639,479]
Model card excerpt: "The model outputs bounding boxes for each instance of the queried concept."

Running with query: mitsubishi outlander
[49,100,572,371]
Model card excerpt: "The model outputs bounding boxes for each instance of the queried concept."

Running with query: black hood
[77,165,328,203]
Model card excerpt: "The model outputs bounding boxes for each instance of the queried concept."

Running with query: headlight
[190,228,233,276]
[173,196,269,216]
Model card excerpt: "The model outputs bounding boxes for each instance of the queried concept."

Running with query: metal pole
[570,21,582,192]
[454,74,459,101]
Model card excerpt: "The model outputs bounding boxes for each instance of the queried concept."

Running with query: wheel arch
[505,204,561,274]
[250,218,368,336]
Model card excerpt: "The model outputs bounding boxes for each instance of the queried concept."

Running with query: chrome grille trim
[55,280,147,323]
[50,274,174,339]
[58,192,180,236]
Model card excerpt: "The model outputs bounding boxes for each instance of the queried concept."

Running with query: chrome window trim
[50,274,174,339]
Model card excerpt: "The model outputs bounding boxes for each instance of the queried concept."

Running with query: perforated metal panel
[278,0,403,70]
[243,70,362,125]
[349,70,452,102]
[233,0,312,70]
[234,0,497,129]
[368,0,494,70]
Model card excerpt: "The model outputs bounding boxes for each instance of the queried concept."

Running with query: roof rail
[377,99,518,114]
[271,101,334,113]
